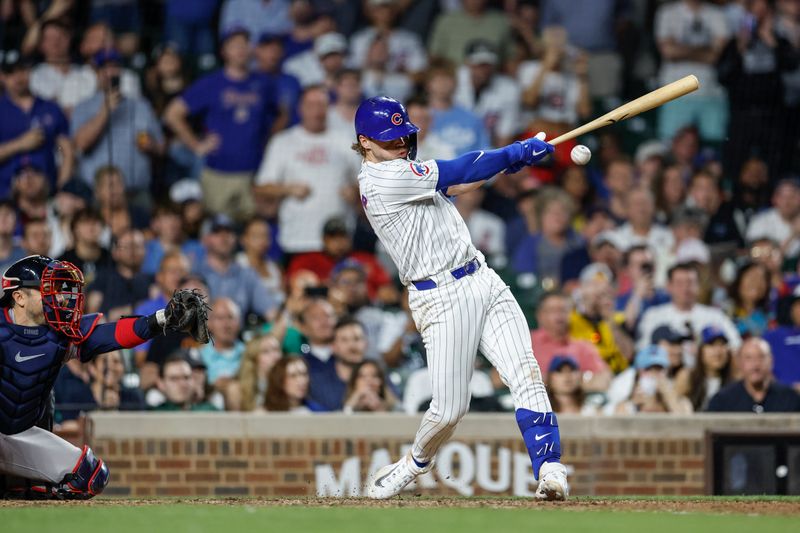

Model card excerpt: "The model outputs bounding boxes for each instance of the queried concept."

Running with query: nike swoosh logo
[14,351,46,363]
[532,148,546,157]
[374,464,400,488]
[534,432,552,441]
[472,151,485,163]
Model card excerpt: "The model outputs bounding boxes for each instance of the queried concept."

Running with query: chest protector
[0,311,97,435]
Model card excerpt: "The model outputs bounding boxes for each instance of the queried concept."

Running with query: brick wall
[87,413,800,497]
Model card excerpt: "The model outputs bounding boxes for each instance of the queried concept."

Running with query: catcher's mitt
[164,289,212,344]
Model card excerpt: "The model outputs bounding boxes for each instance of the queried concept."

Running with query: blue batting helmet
[354,96,419,159]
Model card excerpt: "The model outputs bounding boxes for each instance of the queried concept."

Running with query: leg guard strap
[515,409,562,479]
[58,446,109,499]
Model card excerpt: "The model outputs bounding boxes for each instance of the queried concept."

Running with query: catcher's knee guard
[57,445,109,499]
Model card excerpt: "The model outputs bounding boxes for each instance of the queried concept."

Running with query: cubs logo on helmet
[391,113,403,125]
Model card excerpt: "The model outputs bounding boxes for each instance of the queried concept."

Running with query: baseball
[571,145,591,165]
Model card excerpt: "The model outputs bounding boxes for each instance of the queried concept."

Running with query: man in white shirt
[283,32,348,88]
[454,40,521,146]
[254,86,359,254]
[638,262,741,350]
[29,19,96,114]
[612,186,674,260]
[655,0,730,141]
[746,178,800,257]
[349,0,428,74]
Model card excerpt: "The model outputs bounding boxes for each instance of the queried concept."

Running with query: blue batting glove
[516,132,554,166]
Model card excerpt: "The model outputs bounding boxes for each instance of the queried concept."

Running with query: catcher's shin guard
[57,445,109,499]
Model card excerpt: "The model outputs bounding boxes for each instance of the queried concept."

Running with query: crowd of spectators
[1,0,800,422]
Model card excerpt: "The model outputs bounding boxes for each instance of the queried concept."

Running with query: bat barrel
[549,75,700,146]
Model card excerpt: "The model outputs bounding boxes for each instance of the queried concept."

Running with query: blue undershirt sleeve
[435,144,523,191]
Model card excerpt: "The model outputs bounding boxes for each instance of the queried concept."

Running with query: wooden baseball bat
[549,75,700,146]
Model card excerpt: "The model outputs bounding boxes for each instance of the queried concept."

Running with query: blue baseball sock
[515,409,562,479]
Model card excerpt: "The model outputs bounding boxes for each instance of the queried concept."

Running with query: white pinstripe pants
[408,266,551,463]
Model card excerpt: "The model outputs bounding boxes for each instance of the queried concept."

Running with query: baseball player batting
[355,97,568,500]
[0,255,210,499]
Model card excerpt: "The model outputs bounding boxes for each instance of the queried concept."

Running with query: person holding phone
[616,244,670,333]
[71,48,164,203]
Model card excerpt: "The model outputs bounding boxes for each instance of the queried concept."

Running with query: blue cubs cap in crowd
[701,326,727,345]
[93,48,122,67]
[13,154,46,176]
[0,49,34,72]
[651,325,685,345]
[332,258,366,279]
[634,345,670,370]
[548,355,579,374]
[220,25,251,44]
[201,213,237,237]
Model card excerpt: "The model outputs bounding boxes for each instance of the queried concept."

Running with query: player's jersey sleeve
[366,159,440,208]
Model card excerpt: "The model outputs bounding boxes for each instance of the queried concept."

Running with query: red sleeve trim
[114,317,145,348]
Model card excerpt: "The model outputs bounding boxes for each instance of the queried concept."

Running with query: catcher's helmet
[354,96,420,159]
[1,255,85,341]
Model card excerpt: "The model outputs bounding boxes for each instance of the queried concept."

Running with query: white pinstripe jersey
[358,158,479,285]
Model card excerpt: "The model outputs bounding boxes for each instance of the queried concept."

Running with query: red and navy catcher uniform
[0,255,210,499]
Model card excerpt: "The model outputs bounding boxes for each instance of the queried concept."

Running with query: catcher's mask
[40,260,85,341]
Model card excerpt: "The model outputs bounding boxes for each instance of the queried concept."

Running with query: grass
[1,497,799,533]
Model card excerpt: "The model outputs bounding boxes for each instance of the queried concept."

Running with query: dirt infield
[2,496,800,515]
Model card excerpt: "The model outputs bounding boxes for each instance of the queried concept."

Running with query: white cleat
[366,453,427,499]
[534,462,569,501]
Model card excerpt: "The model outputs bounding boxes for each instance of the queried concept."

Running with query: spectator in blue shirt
[425,60,491,153]
[764,288,800,393]
[195,213,283,323]
[220,0,294,44]
[164,0,220,61]
[165,27,278,221]
[199,297,247,410]
[141,203,204,275]
[0,50,74,198]
[71,49,164,200]
[253,33,302,129]
[305,316,367,411]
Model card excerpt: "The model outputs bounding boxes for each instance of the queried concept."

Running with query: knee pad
[515,409,562,479]
[58,446,109,499]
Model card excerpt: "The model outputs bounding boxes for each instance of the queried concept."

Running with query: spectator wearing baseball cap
[287,216,391,300]
[0,49,74,198]
[764,285,800,393]
[72,47,164,200]
[454,39,522,146]
[195,213,283,324]
[545,355,600,416]
[650,324,688,379]
[219,0,293,47]
[707,338,800,413]
[674,326,735,411]
[284,32,348,87]
[612,345,693,414]
[165,26,278,222]
[531,292,611,392]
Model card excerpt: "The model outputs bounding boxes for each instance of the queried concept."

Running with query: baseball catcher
[0,255,210,499]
